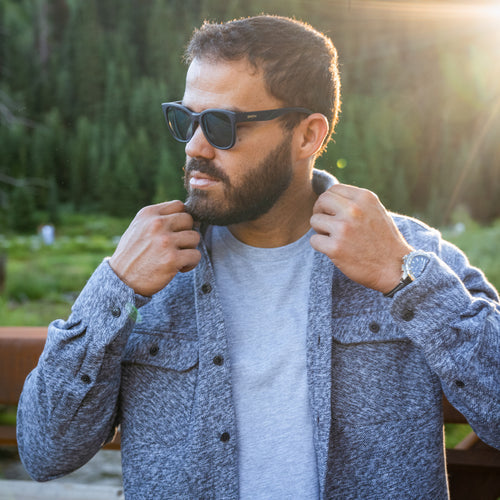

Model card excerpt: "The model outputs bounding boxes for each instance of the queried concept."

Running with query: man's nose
[185,124,216,159]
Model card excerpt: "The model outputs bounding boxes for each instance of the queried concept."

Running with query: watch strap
[384,275,413,298]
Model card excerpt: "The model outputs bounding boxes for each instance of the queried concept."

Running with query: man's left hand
[310,184,413,294]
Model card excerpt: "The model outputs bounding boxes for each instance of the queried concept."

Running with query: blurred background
[2,0,500,227]
[0,0,499,325]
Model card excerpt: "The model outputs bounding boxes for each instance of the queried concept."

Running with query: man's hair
[185,15,341,154]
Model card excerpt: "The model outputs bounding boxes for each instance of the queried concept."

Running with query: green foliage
[442,214,500,291]
[0,405,17,426]
[444,423,473,449]
[0,297,74,327]
[8,186,37,233]
[1,0,499,224]
[0,212,127,326]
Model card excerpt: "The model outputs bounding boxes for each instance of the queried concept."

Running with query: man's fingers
[309,233,334,257]
[150,200,185,216]
[133,200,185,225]
[326,183,360,199]
[313,184,378,221]
[166,212,196,233]
[313,191,336,216]
[176,248,202,273]
[174,229,201,249]
[312,188,352,216]
[310,213,333,236]
[157,200,185,215]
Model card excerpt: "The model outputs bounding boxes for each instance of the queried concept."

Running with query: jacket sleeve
[16,259,150,481]
[390,230,500,449]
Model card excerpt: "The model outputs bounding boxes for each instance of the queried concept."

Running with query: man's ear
[293,113,329,160]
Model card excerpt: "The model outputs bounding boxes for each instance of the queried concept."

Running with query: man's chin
[184,195,221,224]
[185,201,272,227]
[184,201,201,223]
[184,198,244,226]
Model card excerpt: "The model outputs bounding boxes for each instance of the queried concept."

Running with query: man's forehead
[186,57,260,85]
[183,57,274,109]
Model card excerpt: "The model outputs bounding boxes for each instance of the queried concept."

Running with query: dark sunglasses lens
[202,111,233,148]
[167,107,193,141]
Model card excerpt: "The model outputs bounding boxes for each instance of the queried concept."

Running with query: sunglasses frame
[161,101,313,150]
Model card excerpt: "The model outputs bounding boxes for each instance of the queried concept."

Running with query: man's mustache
[184,158,230,184]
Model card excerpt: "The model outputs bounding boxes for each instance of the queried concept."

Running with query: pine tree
[9,185,37,233]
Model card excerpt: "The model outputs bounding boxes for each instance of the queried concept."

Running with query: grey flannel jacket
[17,170,500,499]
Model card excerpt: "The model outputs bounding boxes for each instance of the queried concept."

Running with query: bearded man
[18,15,499,499]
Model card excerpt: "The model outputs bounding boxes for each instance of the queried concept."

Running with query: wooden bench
[1,327,499,498]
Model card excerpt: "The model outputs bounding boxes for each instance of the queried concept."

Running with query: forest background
[1,0,500,232]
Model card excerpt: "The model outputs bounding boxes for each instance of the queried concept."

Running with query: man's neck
[227,178,318,248]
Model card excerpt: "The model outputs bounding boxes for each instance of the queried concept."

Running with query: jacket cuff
[389,254,471,352]
[64,259,151,346]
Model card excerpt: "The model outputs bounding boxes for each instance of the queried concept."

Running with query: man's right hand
[109,200,201,297]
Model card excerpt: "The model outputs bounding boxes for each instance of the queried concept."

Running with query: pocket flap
[332,311,407,345]
[122,331,198,371]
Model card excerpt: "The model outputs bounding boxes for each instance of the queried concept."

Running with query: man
[18,15,499,499]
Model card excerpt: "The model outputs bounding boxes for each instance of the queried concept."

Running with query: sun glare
[348,1,500,19]
[346,1,500,58]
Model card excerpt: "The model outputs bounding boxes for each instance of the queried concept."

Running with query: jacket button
[402,309,414,321]
[369,322,380,333]
[213,355,224,366]
[81,374,91,384]
[149,345,159,356]
[455,380,465,388]
[201,283,212,294]
[111,307,121,318]
[220,432,230,442]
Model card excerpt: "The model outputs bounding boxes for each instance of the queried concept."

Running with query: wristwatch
[384,250,430,298]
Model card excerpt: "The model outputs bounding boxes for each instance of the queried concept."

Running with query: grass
[0,244,111,325]
[0,406,16,426]
[0,213,129,326]
[444,423,475,448]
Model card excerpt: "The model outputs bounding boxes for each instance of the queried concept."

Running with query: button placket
[194,261,236,466]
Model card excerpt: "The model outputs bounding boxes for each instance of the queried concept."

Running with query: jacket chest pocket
[330,313,439,425]
[119,331,199,448]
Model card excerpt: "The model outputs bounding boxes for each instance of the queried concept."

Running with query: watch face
[408,253,429,280]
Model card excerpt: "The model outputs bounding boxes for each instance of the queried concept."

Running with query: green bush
[442,216,500,292]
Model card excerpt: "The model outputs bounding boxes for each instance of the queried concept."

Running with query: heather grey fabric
[17,170,500,499]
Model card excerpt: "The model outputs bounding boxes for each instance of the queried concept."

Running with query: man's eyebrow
[181,101,244,113]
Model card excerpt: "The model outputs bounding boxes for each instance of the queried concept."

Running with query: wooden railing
[1,326,499,499]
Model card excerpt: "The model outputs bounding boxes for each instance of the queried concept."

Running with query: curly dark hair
[185,15,341,155]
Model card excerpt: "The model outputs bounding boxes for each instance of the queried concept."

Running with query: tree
[9,185,37,233]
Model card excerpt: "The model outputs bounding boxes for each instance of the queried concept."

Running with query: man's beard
[183,137,293,226]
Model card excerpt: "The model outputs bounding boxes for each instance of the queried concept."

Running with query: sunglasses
[161,101,313,150]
